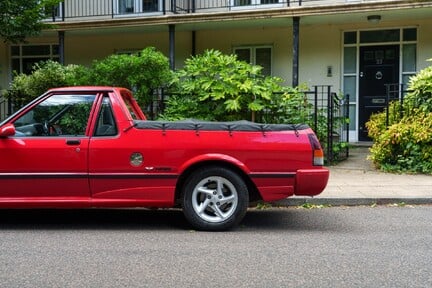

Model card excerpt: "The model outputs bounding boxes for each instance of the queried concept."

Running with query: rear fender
[178,154,250,175]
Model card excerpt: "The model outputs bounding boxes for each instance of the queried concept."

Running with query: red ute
[0,87,329,230]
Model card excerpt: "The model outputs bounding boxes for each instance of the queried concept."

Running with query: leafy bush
[403,64,432,114]
[4,60,84,105]
[88,47,172,107]
[367,60,432,174]
[4,47,172,109]
[369,111,432,173]
[366,101,402,140]
[162,50,322,126]
[163,50,288,121]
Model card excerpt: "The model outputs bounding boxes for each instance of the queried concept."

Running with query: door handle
[66,139,81,145]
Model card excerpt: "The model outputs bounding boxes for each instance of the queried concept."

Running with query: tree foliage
[87,47,172,106]
[0,0,61,43]
[4,48,172,109]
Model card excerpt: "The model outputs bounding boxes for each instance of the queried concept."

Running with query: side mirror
[0,124,16,138]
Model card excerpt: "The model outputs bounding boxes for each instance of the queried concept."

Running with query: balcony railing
[47,0,399,21]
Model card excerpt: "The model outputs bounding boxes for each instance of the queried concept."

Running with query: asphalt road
[1,206,431,288]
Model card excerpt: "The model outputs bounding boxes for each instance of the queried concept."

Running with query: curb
[274,197,432,207]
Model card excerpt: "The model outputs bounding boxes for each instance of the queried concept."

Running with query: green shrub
[163,50,286,122]
[369,111,432,173]
[367,60,432,174]
[366,101,402,140]
[4,60,86,105]
[88,47,172,107]
[5,47,172,110]
[403,63,432,114]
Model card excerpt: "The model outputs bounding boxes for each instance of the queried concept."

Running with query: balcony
[48,0,412,22]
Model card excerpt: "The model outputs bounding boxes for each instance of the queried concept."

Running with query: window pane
[403,74,414,87]
[11,46,20,56]
[52,45,60,55]
[403,44,416,72]
[12,59,20,73]
[235,48,251,63]
[349,104,356,131]
[234,0,251,6]
[344,47,356,74]
[14,94,96,137]
[143,0,158,12]
[403,28,417,41]
[344,76,356,103]
[22,58,49,74]
[261,0,279,4]
[119,0,134,13]
[22,45,50,56]
[255,48,272,76]
[344,31,357,44]
[360,29,399,43]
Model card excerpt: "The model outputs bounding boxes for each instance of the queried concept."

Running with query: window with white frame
[10,44,59,75]
[234,46,272,76]
[116,0,160,15]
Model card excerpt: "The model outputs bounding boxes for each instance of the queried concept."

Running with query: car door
[0,92,98,204]
[88,94,176,206]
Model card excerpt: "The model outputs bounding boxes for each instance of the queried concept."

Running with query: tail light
[308,133,324,166]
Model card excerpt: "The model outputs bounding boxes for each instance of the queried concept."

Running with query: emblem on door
[130,152,143,167]
[375,71,383,80]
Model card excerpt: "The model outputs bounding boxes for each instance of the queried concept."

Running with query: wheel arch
[174,159,261,205]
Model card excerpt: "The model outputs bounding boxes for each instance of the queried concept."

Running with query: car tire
[182,166,249,231]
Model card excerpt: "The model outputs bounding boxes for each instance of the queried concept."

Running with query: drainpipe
[58,31,65,65]
[169,24,175,70]
[292,17,300,87]
[192,31,196,56]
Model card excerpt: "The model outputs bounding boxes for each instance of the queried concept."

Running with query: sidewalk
[278,146,432,206]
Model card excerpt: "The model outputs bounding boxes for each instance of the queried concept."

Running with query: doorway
[358,45,399,141]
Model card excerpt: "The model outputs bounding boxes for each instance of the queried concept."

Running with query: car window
[14,94,96,137]
[94,97,118,137]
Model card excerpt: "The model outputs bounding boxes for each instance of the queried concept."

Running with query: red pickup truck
[0,87,329,230]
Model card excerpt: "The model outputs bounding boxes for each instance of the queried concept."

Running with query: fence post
[313,86,318,133]
[345,94,350,158]
[327,88,333,163]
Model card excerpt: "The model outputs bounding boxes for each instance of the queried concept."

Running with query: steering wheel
[43,121,61,136]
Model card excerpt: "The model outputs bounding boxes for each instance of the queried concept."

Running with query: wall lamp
[367,15,381,24]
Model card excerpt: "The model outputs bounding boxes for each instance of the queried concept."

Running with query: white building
[1,0,431,141]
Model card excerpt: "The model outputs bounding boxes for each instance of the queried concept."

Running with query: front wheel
[182,166,249,231]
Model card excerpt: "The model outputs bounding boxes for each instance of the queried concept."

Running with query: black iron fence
[384,83,411,127]
[48,0,388,20]
[305,86,349,163]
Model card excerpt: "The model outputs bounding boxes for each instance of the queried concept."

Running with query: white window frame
[114,0,163,17]
[230,0,283,10]
[233,45,273,76]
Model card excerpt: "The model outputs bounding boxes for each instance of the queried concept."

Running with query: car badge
[130,152,143,167]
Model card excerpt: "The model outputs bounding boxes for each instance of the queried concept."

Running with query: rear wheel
[182,166,249,231]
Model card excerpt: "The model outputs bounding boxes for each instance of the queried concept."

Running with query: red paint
[0,86,329,208]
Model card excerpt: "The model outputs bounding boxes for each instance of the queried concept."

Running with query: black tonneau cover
[134,119,309,132]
